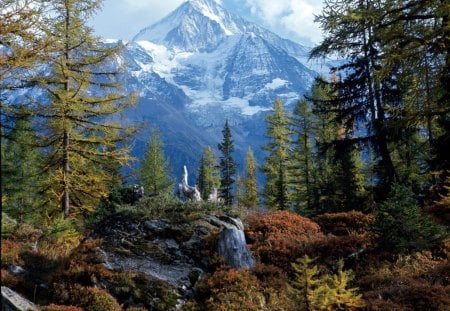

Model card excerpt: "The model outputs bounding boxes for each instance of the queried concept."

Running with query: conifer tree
[289,256,364,310]
[1,115,43,222]
[327,260,364,309]
[197,146,220,200]
[261,99,292,210]
[218,119,236,206]
[290,99,315,215]
[0,0,48,133]
[36,0,137,218]
[311,0,398,194]
[242,147,258,208]
[139,127,173,196]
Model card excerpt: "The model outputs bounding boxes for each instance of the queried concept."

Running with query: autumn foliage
[245,211,324,270]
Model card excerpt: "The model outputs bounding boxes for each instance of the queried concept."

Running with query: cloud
[243,0,323,45]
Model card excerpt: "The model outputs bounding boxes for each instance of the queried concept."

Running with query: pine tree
[197,146,220,200]
[1,115,43,222]
[290,99,315,215]
[311,0,398,194]
[373,183,446,253]
[218,119,237,206]
[261,98,292,210]
[242,147,258,208]
[139,127,174,196]
[36,0,137,218]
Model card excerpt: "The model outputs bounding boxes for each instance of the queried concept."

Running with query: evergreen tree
[311,0,398,194]
[373,183,447,253]
[197,146,220,200]
[242,147,258,208]
[36,0,137,218]
[261,99,292,210]
[218,119,236,206]
[139,127,173,196]
[1,115,43,222]
[0,0,48,134]
[289,256,364,310]
[290,99,315,215]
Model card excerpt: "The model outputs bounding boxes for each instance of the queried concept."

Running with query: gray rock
[1,286,36,311]
[204,215,244,231]
[217,228,255,269]
[8,265,28,276]
[144,220,168,233]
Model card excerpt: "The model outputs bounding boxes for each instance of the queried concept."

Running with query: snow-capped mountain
[116,0,321,178]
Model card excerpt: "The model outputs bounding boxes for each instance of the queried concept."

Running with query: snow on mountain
[117,0,325,177]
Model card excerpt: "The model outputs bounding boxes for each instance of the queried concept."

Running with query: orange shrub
[315,211,375,236]
[193,268,292,311]
[1,240,22,266]
[39,304,83,311]
[1,268,19,288]
[245,211,324,271]
[68,286,121,311]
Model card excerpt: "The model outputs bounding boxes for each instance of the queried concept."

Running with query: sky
[91,0,324,47]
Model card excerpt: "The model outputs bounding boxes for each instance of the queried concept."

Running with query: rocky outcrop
[1,286,36,311]
[218,229,255,269]
[90,213,254,300]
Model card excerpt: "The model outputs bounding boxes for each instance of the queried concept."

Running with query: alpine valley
[109,0,324,179]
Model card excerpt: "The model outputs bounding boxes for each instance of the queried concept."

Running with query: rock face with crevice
[89,213,254,300]
[1,286,36,311]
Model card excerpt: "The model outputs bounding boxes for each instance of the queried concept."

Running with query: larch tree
[197,146,220,200]
[0,0,48,134]
[261,98,292,210]
[218,119,236,206]
[36,0,137,218]
[139,127,174,196]
[242,147,258,208]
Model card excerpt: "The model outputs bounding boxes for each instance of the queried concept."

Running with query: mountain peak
[133,0,242,51]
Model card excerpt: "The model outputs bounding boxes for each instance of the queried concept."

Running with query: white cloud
[243,0,323,45]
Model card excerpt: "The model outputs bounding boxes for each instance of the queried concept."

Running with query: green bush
[372,183,447,253]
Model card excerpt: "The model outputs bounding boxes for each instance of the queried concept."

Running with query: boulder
[1,286,36,311]
[217,229,255,269]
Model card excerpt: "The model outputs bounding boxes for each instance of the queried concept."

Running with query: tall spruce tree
[139,127,173,196]
[197,146,220,200]
[218,119,236,206]
[242,147,258,208]
[1,115,43,222]
[311,0,398,195]
[290,99,315,215]
[36,0,136,218]
[261,99,292,210]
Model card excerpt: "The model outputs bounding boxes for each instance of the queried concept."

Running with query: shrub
[245,211,324,271]
[64,286,121,311]
[1,212,17,239]
[194,268,272,310]
[372,183,447,253]
[315,211,375,236]
[39,217,82,258]
[1,240,22,266]
[40,305,83,311]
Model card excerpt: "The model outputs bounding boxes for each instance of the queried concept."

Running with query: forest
[1,0,449,310]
